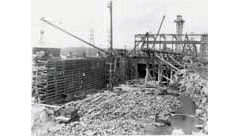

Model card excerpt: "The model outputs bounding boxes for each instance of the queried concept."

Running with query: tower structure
[87,28,95,57]
[39,30,44,43]
[174,15,185,39]
[89,29,95,45]
[174,15,185,52]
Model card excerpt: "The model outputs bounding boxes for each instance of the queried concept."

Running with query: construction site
[32,1,208,135]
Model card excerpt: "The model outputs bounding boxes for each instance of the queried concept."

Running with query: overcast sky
[31,0,208,49]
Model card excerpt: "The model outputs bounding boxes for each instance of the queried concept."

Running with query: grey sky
[32,0,208,49]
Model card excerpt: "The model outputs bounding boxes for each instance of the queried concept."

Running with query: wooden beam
[135,40,201,45]
[169,55,184,68]
[156,55,180,71]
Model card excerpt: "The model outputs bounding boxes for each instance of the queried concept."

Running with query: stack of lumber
[32,58,106,104]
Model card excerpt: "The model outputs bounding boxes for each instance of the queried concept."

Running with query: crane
[40,17,118,89]
[156,15,166,39]
[40,17,110,55]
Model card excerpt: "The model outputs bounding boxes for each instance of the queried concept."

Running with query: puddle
[171,115,198,134]
[145,95,201,135]
[176,94,196,115]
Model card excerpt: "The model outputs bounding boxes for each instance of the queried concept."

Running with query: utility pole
[107,0,114,90]
[108,1,113,54]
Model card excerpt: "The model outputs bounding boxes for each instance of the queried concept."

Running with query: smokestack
[174,15,185,40]
[174,15,185,52]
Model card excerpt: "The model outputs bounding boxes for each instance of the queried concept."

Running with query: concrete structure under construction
[32,15,208,104]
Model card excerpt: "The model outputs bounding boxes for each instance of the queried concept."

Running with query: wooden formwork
[32,58,106,104]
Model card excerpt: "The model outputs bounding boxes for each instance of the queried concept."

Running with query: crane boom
[127,35,146,56]
[128,15,166,56]
[156,15,166,38]
[40,17,110,55]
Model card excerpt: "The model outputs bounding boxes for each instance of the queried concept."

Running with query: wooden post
[157,63,162,84]
[135,63,138,79]
[170,70,173,83]
[156,55,180,71]
[109,62,113,90]
[145,64,150,85]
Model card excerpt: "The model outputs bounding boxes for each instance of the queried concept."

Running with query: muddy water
[171,94,200,134]
[145,95,200,135]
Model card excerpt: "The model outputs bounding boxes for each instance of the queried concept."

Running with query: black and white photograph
[31,0,208,135]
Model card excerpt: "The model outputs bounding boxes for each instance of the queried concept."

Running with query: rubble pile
[32,61,208,135]
[47,89,181,135]
[31,103,59,136]
[188,62,208,80]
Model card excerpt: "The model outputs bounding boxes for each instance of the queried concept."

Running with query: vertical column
[108,1,113,53]
[145,64,149,85]
[170,70,173,83]
[157,63,162,84]
[135,62,138,79]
